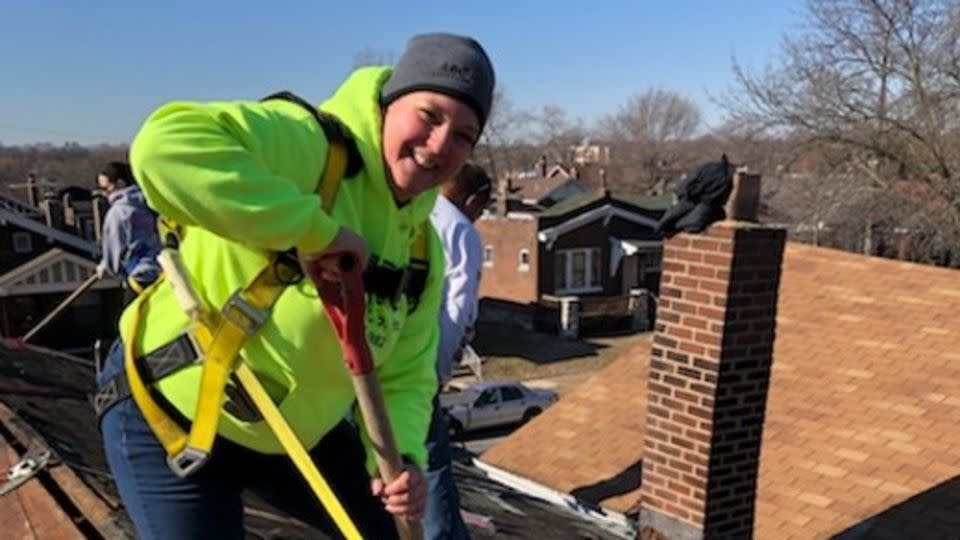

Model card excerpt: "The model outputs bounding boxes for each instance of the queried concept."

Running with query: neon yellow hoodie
[126,67,441,471]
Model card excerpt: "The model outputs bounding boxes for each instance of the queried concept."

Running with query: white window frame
[13,232,33,254]
[517,248,530,272]
[483,245,494,268]
[555,247,603,294]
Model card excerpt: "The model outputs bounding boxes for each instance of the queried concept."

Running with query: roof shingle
[483,242,960,538]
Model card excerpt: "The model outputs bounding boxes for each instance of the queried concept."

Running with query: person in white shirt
[425,163,491,539]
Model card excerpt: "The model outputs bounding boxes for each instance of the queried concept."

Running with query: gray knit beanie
[381,33,495,129]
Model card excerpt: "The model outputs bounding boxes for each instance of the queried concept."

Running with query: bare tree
[724,0,960,261]
[600,89,702,190]
[603,89,701,142]
[534,104,586,162]
[475,89,536,183]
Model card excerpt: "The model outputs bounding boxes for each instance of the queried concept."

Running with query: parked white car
[440,381,558,437]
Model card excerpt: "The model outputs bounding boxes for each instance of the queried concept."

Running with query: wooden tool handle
[353,372,423,540]
[157,249,203,320]
[22,273,99,342]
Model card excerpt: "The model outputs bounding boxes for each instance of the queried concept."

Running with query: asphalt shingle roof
[483,241,960,538]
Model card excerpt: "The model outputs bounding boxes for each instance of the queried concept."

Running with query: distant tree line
[4,0,956,268]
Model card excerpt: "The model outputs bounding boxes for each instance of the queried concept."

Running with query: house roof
[0,194,42,218]
[0,206,98,257]
[482,242,960,538]
[541,191,672,218]
[0,341,630,539]
[510,172,579,203]
[538,204,662,247]
[0,248,120,297]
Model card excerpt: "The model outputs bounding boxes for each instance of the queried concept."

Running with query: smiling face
[381,91,480,202]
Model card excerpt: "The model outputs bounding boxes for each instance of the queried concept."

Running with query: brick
[687,405,713,421]
[679,341,707,355]
[667,325,694,340]
[670,436,696,451]
[697,307,726,321]
[668,480,693,497]
[677,250,705,263]
[690,265,717,279]
[704,253,733,267]
[682,316,709,330]
[695,331,723,346]
[663,375,688,387]
[700,280,729,294]
[662,397,685,410]
[662,261,687,273]
[691,238,724,252]
[686,291,712,304]
[648,405,670,419]
[653,487,680,503]
[693,358,719,372]
[653,335,678,349]
[649,382,673,396]
[667,236,692,249]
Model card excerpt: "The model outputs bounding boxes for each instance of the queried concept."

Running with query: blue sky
[0,1,803,145]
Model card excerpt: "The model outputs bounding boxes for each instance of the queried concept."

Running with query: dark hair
[456,163,492,203]
[99,161,135,186]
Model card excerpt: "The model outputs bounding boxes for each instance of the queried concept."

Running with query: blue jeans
[97,340,396,540]
[423,394,471,540]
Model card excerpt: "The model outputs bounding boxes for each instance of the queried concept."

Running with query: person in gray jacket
[95,161,161,301]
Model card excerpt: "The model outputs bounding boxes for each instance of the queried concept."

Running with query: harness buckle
[222,291,269,335]
[92,378,118,418]
[167,446,209,478]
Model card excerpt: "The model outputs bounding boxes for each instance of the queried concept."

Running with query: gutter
[473,458,637,539]
[0,207,99,256]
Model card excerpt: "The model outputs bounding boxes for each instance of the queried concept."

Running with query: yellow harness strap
[123,269,363,540]
[121,133,434,539]
[125,137,348,472]
[234,362,362,539]
[126,276,145,294]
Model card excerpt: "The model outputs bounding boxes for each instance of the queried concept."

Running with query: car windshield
[474,389,497,407]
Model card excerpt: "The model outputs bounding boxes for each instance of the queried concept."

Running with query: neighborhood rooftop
[482,239,960,538]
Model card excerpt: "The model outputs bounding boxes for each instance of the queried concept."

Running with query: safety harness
[92,93,430,536]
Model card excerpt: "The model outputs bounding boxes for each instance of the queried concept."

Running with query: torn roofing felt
[0,342,630,539]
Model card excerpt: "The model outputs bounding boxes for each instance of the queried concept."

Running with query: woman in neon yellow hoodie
[96,33,494,539]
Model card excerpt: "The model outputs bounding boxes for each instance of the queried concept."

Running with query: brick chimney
[26,173,39,207]
[496,176,510,217]
[62,193,77,228]
[639,173,786,539]
[40,196,65,231]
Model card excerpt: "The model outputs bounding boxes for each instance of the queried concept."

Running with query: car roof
[451,380,525,392]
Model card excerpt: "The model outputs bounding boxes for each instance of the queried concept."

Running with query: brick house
[480,174,960,538]
[475,186,671,335]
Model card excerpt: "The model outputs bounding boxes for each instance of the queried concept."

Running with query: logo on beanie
[434,62,474,85]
